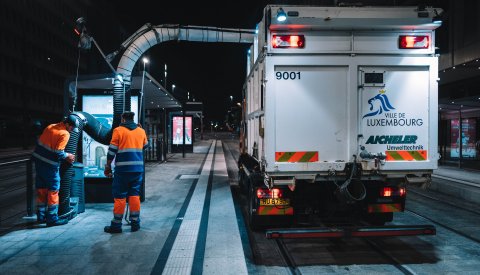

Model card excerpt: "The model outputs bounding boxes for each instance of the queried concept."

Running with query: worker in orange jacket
[32,116,76,226]
[104,111,148,233]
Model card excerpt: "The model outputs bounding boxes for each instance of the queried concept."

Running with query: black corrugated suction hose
[58,119,84,217]
[58,78,132,217]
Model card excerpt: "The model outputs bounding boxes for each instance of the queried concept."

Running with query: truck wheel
[248,180,262,231]
[238,169,247,194]
[364,213,393,226]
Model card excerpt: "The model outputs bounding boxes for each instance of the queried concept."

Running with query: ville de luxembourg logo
[362,90,395,119]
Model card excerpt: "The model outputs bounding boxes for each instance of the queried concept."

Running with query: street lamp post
[141,57,149,126]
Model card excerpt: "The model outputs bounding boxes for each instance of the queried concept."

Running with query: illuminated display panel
[172,116,192,145]
[450,119,476,158]
[82,95,138,178]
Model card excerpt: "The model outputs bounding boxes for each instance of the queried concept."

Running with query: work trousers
[34,160,61,223]
[110,171,142,229]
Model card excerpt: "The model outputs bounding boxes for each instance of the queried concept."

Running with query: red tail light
[399,35,429,49]
[272,35,305,48]
[256,188,283,199]
[382,187,393,197]
[380,187,406,197]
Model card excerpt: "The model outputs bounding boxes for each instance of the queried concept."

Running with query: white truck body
[243,5,442,180]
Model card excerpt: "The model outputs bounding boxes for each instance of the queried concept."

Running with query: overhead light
[115,74,123,82]
[74,17,86,36]
[276,8,287,22]
[142,57,149,64]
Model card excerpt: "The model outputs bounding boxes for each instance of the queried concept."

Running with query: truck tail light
[272,35,305,48]
[257,188,283,198]
[399,35,429,49]
[382,187,393,197]
[380,187,406,197]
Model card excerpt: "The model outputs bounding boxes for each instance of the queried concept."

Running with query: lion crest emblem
[363,90,395,118]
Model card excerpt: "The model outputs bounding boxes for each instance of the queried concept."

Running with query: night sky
[88,2,269,123]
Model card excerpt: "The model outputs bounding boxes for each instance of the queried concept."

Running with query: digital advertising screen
[82,95,138,178]
[172,116,192,145]
[450,119,476,158]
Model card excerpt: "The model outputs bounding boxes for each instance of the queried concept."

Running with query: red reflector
[256,188,283,199]
[74,28,81,36]
[272,35,305,48]
[399,187,406,197]
[399,35,429,49]
[382,187,393,197]
[257,188,267,199]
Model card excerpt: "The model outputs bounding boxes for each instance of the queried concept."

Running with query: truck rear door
[274,66,349,166]
[359,66,430,168]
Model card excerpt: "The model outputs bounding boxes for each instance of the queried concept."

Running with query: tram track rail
[275,238,302,275]
[406,209,480,244]
[364,238,417,275]
[408,188,480,217]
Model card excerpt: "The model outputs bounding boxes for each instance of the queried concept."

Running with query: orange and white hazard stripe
[275,151,318,162]
[385,150,427,161]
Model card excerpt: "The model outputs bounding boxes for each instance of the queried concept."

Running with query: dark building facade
[0,0,123,150]
[436,0,480,169]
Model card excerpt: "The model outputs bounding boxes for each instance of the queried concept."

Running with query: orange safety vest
[32,123,70,167]
[107,125,148,172]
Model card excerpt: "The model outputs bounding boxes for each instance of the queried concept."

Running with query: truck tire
[238,169,247,194]
[247,178,262,231]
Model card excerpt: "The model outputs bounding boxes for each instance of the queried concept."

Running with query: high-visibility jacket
[32,123,69,167]
[107,123,148,172]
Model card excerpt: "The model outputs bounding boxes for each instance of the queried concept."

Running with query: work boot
[104,226,122,233]
[37,212,46,224]
[46,218,68,227]
[130,221,140,232]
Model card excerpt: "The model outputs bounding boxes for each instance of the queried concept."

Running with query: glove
[65,153,75,164]
[104,165,112,178]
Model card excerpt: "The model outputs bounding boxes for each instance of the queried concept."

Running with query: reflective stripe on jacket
[32,123,69,167]
[107,125,148,172]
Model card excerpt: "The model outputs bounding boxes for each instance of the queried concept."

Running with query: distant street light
[230,95,233,102]
[164,64,167,87]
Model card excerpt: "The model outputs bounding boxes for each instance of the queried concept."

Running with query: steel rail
[406,209,480,244]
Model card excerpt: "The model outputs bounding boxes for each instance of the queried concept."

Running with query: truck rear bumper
[265,224,435,238]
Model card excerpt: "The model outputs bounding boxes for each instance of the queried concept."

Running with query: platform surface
[0,140,247,275]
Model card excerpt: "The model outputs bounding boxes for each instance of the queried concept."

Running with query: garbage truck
[238,5,442,237]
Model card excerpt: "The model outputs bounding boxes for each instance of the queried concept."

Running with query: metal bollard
[156,139,161,161]
[26,158,34,217]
